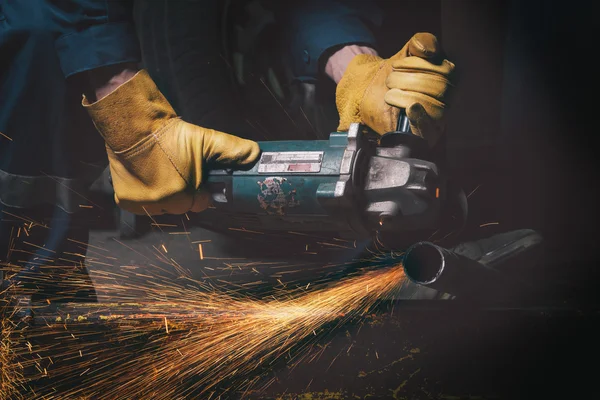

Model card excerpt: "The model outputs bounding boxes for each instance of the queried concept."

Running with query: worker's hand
[336,32,455,147]
[83,70,260,215]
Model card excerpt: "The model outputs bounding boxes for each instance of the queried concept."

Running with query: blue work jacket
[0,0,140,212]
[0,0,379,212]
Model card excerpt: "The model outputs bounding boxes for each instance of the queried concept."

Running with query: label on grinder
[258,151,323,173]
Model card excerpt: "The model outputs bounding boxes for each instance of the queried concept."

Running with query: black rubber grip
[396,109,411,133]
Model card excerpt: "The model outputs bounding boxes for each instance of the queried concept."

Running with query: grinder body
[203,123,447,245]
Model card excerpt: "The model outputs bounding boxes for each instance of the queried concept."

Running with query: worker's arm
[279,1,455,146]
[52,1,259,216]
[278,0,382,83]
[83,63,138,103]
[324,45,379,84]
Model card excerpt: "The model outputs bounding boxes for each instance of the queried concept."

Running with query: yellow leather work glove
[84,70,260,215]
[336,32,455,147]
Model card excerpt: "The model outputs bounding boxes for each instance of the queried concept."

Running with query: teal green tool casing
[204,124,445,243]
[205,131,364,235]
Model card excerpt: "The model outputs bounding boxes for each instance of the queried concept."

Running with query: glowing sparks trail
[1,311,25,399]
[1,211,408,398]
[1,261,406,399]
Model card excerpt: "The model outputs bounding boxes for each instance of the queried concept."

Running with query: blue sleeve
[52,0,141,77]
[281,0,382,82]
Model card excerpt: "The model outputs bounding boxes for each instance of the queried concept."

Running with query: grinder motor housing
[202,121,453,248]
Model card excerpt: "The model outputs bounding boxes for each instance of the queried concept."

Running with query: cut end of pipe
[403,242,445,285]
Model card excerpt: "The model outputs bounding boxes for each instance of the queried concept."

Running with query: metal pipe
[402,241,508,298]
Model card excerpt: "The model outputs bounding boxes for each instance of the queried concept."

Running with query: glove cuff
[83,69,178,152]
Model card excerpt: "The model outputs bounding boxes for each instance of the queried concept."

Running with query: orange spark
[0,131,13,141]
[479,222,500,227]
